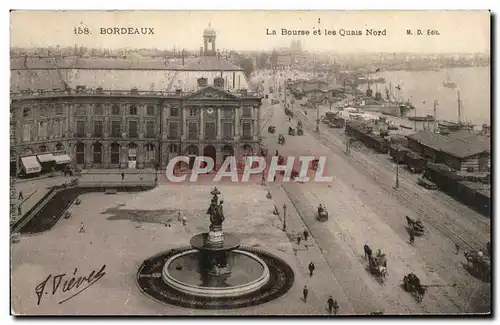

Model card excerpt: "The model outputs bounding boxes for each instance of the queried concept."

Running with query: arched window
[110,143,120,164]
[93,143,103,164]
[169,144,178,154]
[76,143,85,165]
[145,143,155,163]
[39,145,48,152]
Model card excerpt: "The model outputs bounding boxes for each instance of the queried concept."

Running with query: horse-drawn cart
[278,134,286,145]
[405,216,425,236]
[316,204,328,221]
[288,127,296,136]
[464,250,491,281]
[368,253,388,283]
[403,273,426,303]
[268,125,276,134]
[297,121,304,136]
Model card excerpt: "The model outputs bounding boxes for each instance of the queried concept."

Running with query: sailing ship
[361,81,414,117]
[442,75,457,89]
[437,89,474,134]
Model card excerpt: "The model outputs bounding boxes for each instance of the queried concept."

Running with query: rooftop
[406,130,490,159]
[181,56,243,71]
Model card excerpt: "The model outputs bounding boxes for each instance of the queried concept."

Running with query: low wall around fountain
[162,249,270,298]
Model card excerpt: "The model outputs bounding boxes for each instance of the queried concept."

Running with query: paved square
[11,184,334,315]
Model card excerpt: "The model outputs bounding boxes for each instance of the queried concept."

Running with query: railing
[11,89,263,99]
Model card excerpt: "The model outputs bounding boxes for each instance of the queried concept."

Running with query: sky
[10,10,490,53]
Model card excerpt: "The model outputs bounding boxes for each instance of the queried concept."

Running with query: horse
[364,244,373,259]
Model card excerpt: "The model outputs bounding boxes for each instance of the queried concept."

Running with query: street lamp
[282,204,287,231]
[395,163,400,189]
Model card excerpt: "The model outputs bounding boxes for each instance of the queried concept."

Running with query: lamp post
[315,103,320,133]
[395,162,400,189]
[282,204,287,231]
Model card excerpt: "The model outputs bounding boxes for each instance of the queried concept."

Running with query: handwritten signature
[35,264,106,305]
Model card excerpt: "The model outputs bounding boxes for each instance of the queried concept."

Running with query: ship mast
[457,89,461,124]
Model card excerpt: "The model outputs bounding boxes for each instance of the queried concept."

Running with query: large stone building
[10,25,262,175]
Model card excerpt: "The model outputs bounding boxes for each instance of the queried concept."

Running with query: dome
[203,23,216,37]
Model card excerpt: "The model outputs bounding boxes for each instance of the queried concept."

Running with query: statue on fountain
[206,187,225,245]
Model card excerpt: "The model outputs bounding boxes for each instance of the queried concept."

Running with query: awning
[21,156,42,174]
[54,154,71,165]
[37,153,55,163]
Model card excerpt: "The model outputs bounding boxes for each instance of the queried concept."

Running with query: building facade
[10,26,262,175]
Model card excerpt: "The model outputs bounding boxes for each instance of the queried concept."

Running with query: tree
[237,57,254,78]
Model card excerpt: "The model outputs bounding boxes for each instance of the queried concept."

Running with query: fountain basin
[162,249,270,298]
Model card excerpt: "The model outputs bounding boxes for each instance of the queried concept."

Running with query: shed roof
[181,56,242,71]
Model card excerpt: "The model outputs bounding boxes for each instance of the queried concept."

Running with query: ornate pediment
[186,86,238,101]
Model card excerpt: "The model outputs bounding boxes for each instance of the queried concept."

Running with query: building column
[103,142,110,167]
[120,144,128,168]
[217,108,221,140]
[215,144,223,170]
[199,108,204,141]
[181,106,187,140]
[234,106,240,140]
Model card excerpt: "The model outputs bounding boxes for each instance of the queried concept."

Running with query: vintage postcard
[9,10,491,316]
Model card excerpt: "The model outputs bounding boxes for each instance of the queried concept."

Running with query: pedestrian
[79,222,85,233]
[303,229,309,241]
[455,243,460,255]
[297,235,301,245]
[327,295,334,314]
[182,216,187,226]
[308,261,315,277]
[288,116,291,122]
[121,171,125,180]
[302,285,309,302]
[18,191,23,200]
[333,299,339,315]
[409,233,415,245]
[17,205,22,216]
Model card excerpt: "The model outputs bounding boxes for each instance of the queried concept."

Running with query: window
[170,106,178,117]
[145,143,155,163]
[169,144,179,153]
[39,106,47,117]
[76,105,86,116]
[76,120,85,137]
[55,104,63,116]
[23,108,31,118]
[111,121,121,137]
[169,122,179,139]
[22,124,31,142]
[188,122,198,140]
[94,120,103,137]
[110,143,120,164]
[129,105,138,115]
[39,145,47,152]
[76,143,85,165]
[223,108,233,118]
[93,143,103,164]
[146,121,155,138]
[38,121,47,139]
[94,104,104,115]
[223,122,232,139]
[242,106,252,117]
[242,122,251,139]
[112,104,120,115]
[129,121,138,138]
[189,108,197,117]
[147,105,155,116]
[205,122,216,140]
[55,143,64,151]
[53,120,63,138]
[214,77,224,88]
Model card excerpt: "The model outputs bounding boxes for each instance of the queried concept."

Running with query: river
[358,67,490,126]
